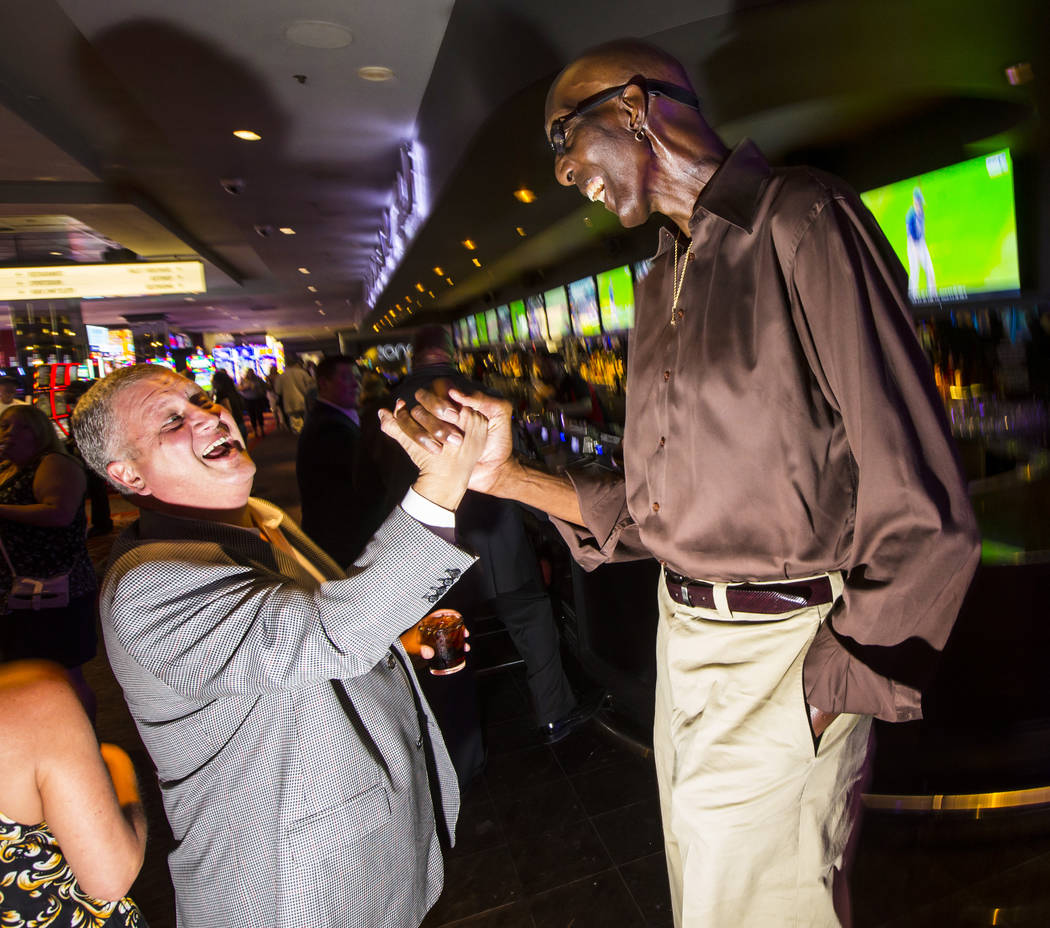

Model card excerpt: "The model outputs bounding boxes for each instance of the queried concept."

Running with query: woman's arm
[34,679,147,901]
[0,453,86,526]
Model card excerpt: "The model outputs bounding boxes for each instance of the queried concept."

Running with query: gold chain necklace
[670,235,690,327]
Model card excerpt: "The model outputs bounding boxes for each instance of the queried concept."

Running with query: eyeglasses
[547,74,700,155]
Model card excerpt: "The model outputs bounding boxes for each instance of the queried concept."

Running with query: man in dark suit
[394,327,602,745]
[296,356,390,567]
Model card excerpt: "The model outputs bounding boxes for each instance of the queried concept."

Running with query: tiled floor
[82,426,1050,928]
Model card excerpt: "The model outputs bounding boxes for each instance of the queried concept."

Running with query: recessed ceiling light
[461,239,476,251]
[432,266,444,276]
[358,66,395,82]
[298,267,311,274]
[318,309,326,316]
[415,282,424,292]
[279,227,296,235]
[516,226,527,237]
[285,20,353,49]
[472,257,481,267]
[445,277,453,286]
[315,300,323,306]
[427,290,435,298]
[307,285,317,292]
[233,129,262,141]
[513,188,536,203]
[49,250,62,256]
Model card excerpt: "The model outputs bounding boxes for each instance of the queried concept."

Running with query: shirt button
[387,654,395,670]
[663,370,670,382]
[659,437,665,447]
[652,502,660,512]
[416,736,424,749]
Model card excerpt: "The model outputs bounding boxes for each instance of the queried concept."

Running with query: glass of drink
[418,609,466,675]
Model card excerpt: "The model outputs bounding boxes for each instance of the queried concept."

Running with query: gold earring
[635,129,646,141]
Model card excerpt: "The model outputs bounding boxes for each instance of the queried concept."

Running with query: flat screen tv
[457,318,470,348]
[526,294,548,341]
[860,148,1020,304]
[543,285,572,339]
[597,264,636,331]
[510,299,529,341]
[496,304,514,343]
[485,308,499,344]
[632,258,653,282]
[567,275,601,337]
[474,311,490,345]
[466,315,479,347]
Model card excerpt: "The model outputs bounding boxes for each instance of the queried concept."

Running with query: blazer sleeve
[102,506,476,700]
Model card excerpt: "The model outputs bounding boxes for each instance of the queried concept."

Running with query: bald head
[545,40,695,122]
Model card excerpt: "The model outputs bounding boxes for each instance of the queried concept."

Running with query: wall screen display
[466,315,479,347]
[567,276,601,336]
[525,294,548,341]
[542,286,572,339]
[510,299,529,341]
[597,265,636,331]
[474,311,490,345]
[485,308,499,345]
[860,149,1020,304]
[0,260,206,300]
[496,305,514,343]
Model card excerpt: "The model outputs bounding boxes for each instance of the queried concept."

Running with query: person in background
[71,363,486,928]
[276,354,315,433]
[239,368,268,438]
[533,351,607,429]
[0,659,148,925]
[64,380,114,537]
[394,39,979,928]
[0,376,24,417]
[210,369,248,443]
[297,356,390,567]
[392,326,601,748]
[0,404,98,717]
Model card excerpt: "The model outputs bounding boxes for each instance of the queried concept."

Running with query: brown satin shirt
[553,139,980,723]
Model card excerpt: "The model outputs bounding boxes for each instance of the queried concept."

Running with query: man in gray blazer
[72,364,488,928]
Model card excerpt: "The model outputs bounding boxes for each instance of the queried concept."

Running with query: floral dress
[0,812,146,926]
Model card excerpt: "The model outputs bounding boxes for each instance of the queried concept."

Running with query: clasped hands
[377,379,514,505]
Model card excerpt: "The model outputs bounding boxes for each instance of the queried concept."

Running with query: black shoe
[542,690,607,745]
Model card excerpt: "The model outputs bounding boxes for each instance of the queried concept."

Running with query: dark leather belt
[663,568,833,614]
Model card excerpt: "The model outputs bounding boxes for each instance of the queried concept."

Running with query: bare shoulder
[35,451,84,481]
[0,661,83,735]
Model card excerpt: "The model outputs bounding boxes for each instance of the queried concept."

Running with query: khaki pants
[654,571,872,927]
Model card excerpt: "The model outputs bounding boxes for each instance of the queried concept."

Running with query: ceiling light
[279,227,296,235]
[298,267,311,274]
[427,290,435,298]
[472,257,481,267]
[516,226,527,237]
[315,300,323,306]
[307,285,317,292]
[49,250,62,256]
[461,239,476,251]
[513,188,537,203]
[285,20,353,49]
[233,130,262,141]
[358,66,395,82]
[318,309,326,316]
[415,282,424,292]
[432,266,444,276]
[445,277,453,286]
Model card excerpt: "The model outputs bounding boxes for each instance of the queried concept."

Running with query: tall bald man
[397,40,979,927]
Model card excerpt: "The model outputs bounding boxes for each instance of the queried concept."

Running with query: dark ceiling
[0,0,1046,351]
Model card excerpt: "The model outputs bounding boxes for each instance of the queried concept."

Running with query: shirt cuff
[401,487,456,528]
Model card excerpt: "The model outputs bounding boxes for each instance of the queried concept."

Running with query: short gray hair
[72,363,174,488]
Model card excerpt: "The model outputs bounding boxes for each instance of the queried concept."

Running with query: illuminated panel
[485,308,499,344]
[596,265,635,331]
[510,299,529,341]
[525,294,548,340]
[0,261,206,300]
[542,286,571,339]
[567,275,601,336]
[496,305,514,344]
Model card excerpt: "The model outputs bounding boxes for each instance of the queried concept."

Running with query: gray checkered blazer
[99,498,477,928]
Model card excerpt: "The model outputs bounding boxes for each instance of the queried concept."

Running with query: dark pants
[86,469,112,531]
